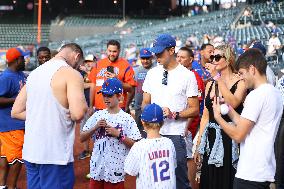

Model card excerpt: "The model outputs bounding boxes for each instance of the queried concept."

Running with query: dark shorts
[233,177,270,189]
[24,160,74,189]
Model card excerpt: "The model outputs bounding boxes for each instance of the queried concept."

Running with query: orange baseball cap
[6,48,29,64]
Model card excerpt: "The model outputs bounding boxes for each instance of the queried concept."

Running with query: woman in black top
[195,44,247,189]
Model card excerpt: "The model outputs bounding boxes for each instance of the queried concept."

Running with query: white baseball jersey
[83,109,141,183]
[124,137,177,189]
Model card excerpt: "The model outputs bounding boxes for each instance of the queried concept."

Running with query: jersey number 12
[151,160,170,182]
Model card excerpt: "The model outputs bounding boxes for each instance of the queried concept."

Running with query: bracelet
[117,131,126,142]
[213,73,221,81]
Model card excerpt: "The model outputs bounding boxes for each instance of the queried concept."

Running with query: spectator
[250,42,276,86]
[88,40,137,113]
[125,43,137,61]
[196,44,246,189]
[176,47,205,189]
[37,46,51,65]
[192,43,214,84]
[142,34,199,189]
[133,48,155,137]
[78,54,97,160]
[11,43,88,189]
[267,33,281,56]
[175,37,182,53]
[213,48,283,189]
[80,78,141,189]
[0,47,28,189]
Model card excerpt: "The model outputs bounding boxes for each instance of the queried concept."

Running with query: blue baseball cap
[141,103,163,123]
[250,42,266,56]
[139,48,152,58]
[98,78,123,95]
[149,34,176,54]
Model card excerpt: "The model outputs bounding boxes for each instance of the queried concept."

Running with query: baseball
[220,104,229,115]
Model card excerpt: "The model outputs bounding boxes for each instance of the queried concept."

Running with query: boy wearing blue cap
[124,103,177,189]
[80,78,141,189]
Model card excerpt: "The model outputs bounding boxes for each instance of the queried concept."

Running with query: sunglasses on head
[162,70,168,85]
[102,93,115,98]
[210,54,226,62]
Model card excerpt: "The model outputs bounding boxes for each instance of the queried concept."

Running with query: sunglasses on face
[102,93,114,98]
[162,70,168,85]
[210,54,226,62]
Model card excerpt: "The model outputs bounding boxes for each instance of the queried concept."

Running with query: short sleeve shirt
[83,109,141,183]
[124,137,177,189]
[0,69,26,132]
[192,60,211,82]
[142,64,198,135]
[133,64,155,110]
[88,58,137,109]
[237,84,283,182]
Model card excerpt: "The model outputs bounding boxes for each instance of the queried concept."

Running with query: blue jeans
[163,135,191,189]
[24,160,75,189]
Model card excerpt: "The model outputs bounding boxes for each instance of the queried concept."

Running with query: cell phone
[107,66,114,73]
[215,83,219,97]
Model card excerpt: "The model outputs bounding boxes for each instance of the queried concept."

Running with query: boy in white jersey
[124,103,176,189]
[80,78,141,189]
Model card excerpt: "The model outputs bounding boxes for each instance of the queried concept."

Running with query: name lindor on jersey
[148,150,170,160]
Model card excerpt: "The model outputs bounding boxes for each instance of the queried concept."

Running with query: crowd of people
[0,32,284,189]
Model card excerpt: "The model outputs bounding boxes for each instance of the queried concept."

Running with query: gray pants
[135,109,147,138]
[163,135,191,189]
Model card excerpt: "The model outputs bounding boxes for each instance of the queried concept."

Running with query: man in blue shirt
[0,47,28,189]
[192,43,214,84]
[133,48,155,137]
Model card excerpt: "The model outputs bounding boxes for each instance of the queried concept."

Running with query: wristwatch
[175,112,180,120]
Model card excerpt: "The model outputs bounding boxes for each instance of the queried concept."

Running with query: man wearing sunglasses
[142,34,199,189]
[133,48,155,137]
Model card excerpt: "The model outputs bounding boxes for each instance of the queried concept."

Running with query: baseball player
[124,103,176,189]
[80,78,141,189]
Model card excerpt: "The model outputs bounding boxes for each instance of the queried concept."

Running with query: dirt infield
[16,126,90,189]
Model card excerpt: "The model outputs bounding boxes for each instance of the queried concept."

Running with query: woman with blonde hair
[194,44,247,189]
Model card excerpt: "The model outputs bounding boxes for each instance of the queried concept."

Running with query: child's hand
[162,107,173,119]
[96,119,107,129]
[105,125,120,138]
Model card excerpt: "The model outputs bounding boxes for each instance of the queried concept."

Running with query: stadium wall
[49,25,116,41]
